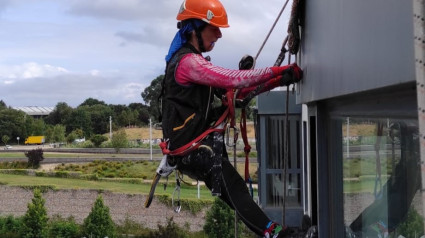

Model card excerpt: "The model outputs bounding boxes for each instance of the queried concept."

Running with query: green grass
[0,151,260,199]
[344,179,374,193]
[0,173,214,200]
[343,175,390,193]
[0,152,27,158]
[0,152,150,159]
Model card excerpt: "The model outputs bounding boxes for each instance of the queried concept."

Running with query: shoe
[263,222,293,238]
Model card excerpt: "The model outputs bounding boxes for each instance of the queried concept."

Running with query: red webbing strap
[160,107,230,156]
[225,90,236,128]
[240,108,252,181]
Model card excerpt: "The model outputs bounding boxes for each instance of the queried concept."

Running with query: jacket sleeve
[175,53,278,89]
[237,76,283,99]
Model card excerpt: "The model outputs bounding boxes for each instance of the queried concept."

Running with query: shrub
[204,198,242,238]
[0,161,28,169]
[396,208,424,237]
[0,169,29,175]
[148,217,187,238]
[0,215,22,238]
[115,216,150,237]
[21,189,49,238]
[81,140,94,148]
[48,215,80,238]
[82,195,116,238]
[35,171,47,177]
[90,134,108,148]
[25,148,44,168]
[111,129,128,153]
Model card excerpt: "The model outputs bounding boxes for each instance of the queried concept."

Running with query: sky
[0,0,292,108]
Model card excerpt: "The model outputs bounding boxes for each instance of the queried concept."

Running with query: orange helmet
[177,0,229,28]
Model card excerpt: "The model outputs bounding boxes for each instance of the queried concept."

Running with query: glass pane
[266,173,302,207]
[341,118,423,237]
[266,116,284,169]
[266,173,284,207]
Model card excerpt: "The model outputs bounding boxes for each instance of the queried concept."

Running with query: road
[0,145,258,164]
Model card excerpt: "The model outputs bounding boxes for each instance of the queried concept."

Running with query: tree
[91,134,108,147]
[118,108,139,127]
[44,126,54,144]
[21,189,48,238]
[31,119,46,136]
[65,131,78,144]
[72,128,84,138]
[0,108,29,142]
[44,102,73,126]
[111,129,128,153]
[79,98,106,107]
[2,135,10,146]
[86,104,113,135]
[65,129,85,144]
[128,102,150,125]
[66,107,92,137]
[110,104,128,127]
[83,195,116,238]
[141,75,163,122]
[0,100,6,109]
[50,124,65,142]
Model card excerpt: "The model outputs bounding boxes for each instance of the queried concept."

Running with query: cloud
[0,62,68,81]
[115,25,172,48]
[0,61,148,107]
[115,31,143,46]
[66,0,177,22]
[0,0,294,108]
[0,72,145,107]
[0,0,11,12]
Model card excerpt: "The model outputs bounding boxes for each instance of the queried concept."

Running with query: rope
[288,0,301,54]
[254,0,291,61]
[282,53,292,225]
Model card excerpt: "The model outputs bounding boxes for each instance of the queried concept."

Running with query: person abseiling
[160,0,303,237]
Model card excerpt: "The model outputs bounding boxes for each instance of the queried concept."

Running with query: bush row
[0,189,227,238]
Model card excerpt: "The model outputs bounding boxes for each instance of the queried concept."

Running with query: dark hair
[182,19,207,51]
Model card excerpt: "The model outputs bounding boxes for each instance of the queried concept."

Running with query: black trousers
[174,132,270,236]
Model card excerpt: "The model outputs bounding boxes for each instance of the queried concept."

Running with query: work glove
[271,63,303,86]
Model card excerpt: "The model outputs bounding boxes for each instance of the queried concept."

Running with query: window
[339,117,423,237]
[264,115,302,208]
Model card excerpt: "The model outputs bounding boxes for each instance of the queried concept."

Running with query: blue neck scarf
[165,19,206,63]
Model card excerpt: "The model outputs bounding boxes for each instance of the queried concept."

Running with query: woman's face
[201,25,222,52]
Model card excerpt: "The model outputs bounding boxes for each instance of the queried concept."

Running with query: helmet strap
[189,20,206,52]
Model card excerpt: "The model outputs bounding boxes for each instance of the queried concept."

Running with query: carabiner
[225,126,239,147]
[172,174,181,213]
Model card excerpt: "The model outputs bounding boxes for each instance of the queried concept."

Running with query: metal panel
[256,91,304,227]
[257,90,302,115]
[297,0,415,104]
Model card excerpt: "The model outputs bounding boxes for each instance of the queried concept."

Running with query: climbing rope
[288,0,302,54]
[254,0,291,62]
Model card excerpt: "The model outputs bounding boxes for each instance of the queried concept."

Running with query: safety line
[254,0,291,61]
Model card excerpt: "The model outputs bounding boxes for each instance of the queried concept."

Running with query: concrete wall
[0,186,208,232]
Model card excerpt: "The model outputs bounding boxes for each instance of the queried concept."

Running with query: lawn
[0,173,215,200]
[0,156,260,200]
[0,152,145,159]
